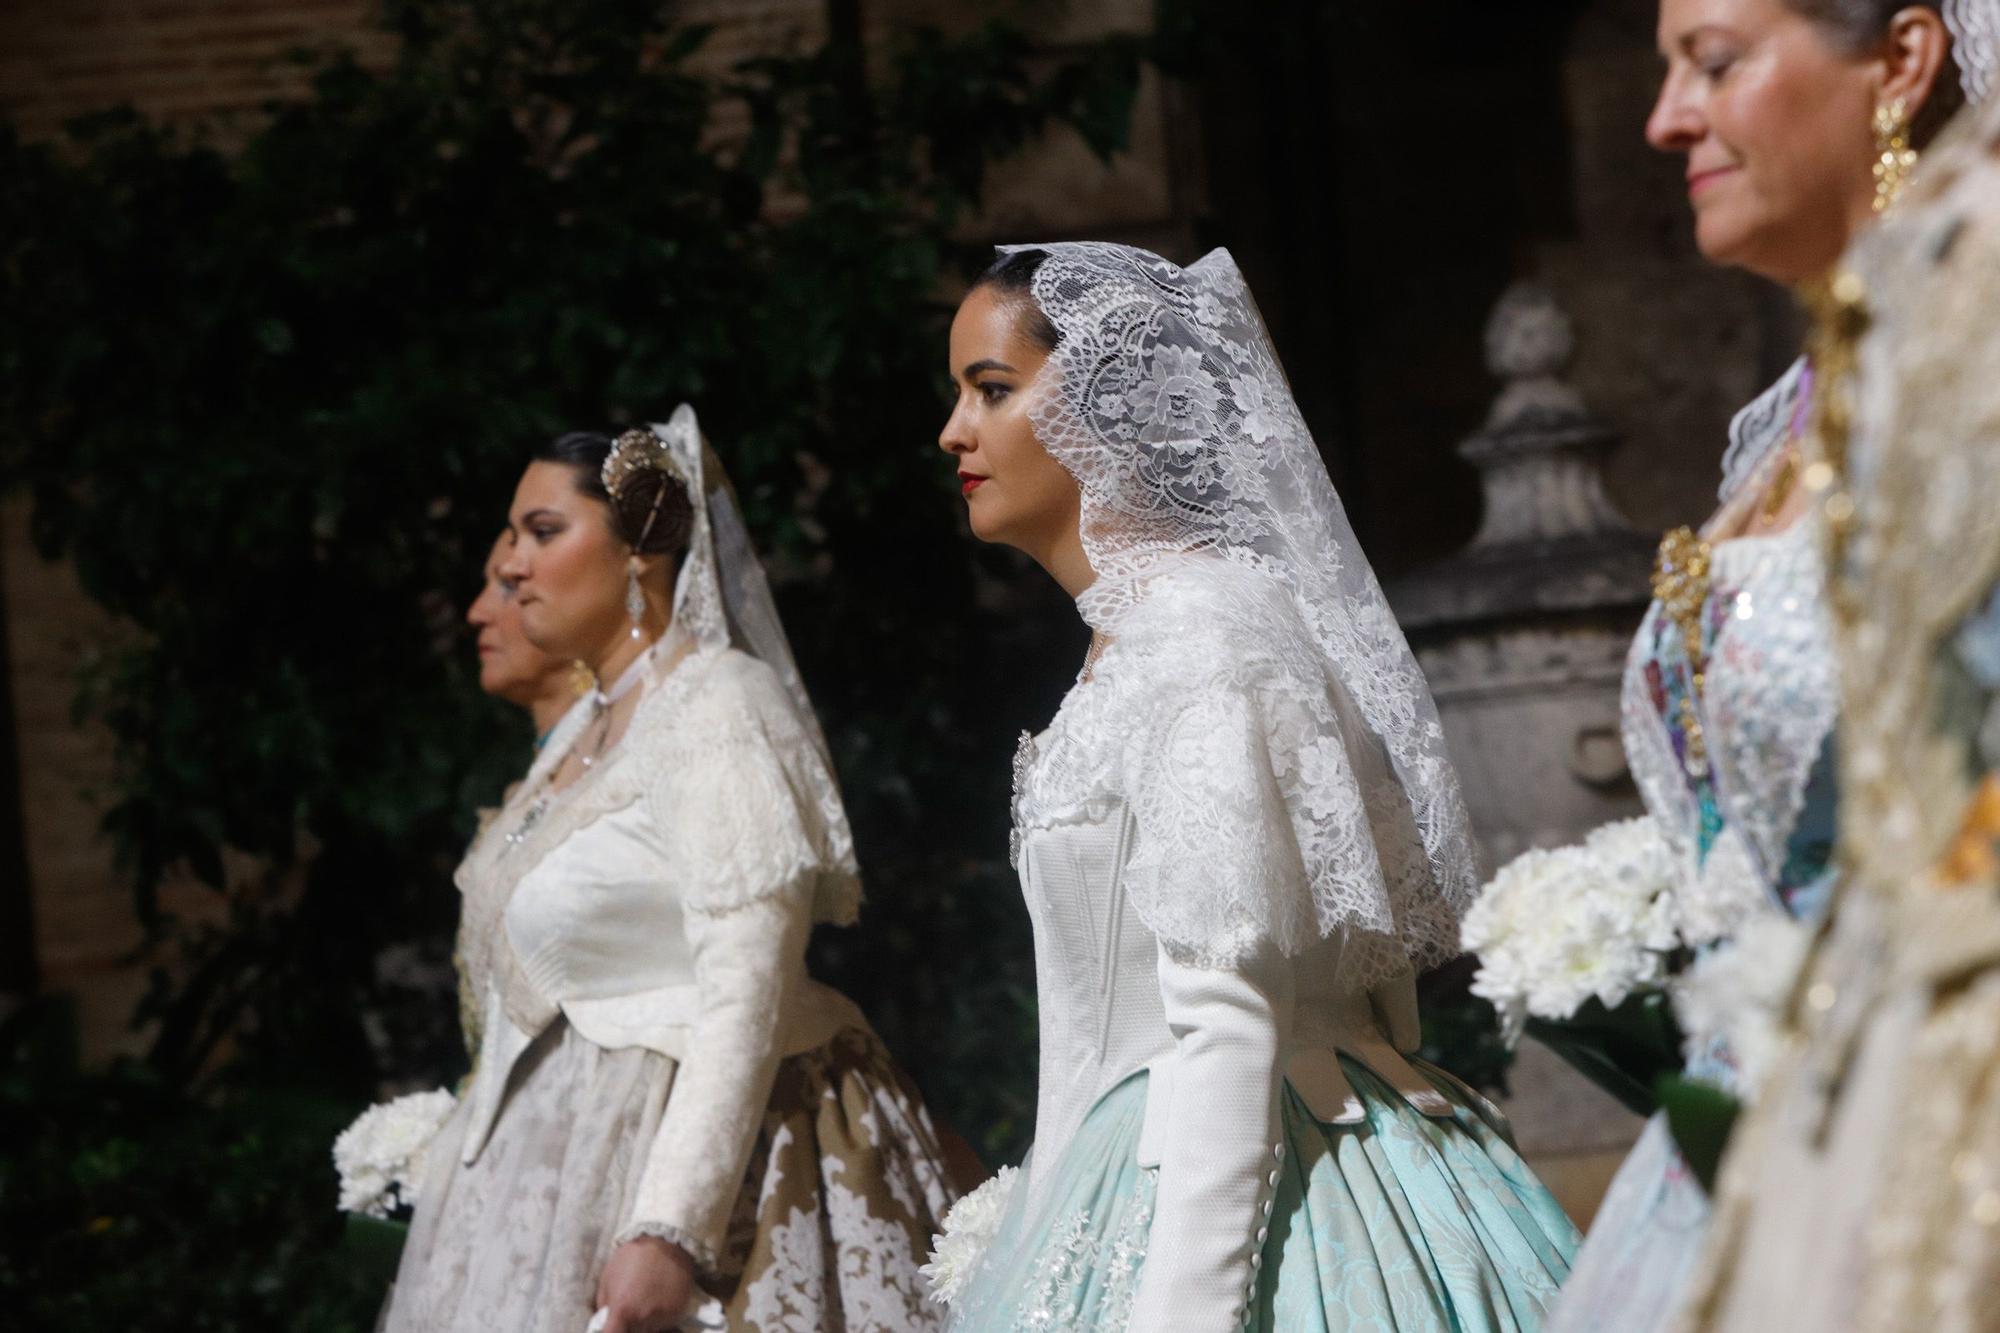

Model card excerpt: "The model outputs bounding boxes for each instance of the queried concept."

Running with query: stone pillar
[1391,282,1657,1223]
[1393,282,1654,864]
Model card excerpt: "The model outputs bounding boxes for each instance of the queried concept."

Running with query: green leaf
[1657,1075,1742,1194]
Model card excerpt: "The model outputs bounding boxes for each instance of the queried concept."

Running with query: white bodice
[1621,518,1839,937]
[450,645,866,1267]
[1014,730,1447,1205]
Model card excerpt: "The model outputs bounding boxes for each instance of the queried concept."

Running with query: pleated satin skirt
[946,1055,1579,1332]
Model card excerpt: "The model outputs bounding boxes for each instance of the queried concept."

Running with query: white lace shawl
[1020,557,1464,987]
[1006,242,1477,980]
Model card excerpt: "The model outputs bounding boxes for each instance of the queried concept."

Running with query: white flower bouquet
[1462,815,1681,1042]
[1461,816,1690,1116]
[332,1087,456,1219]
[921,1165,1018,1307]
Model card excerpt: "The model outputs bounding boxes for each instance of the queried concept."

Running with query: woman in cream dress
[383,408,958,1333]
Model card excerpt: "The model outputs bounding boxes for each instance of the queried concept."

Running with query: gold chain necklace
[1652,525,1716,780]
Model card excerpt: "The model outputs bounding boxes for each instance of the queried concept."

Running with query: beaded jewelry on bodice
[1623,520,1839,931]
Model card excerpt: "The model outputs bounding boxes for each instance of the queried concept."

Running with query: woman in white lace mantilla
[925,243,1580,1332]
[381,407,959,1333]
[1542,5,1967,1331]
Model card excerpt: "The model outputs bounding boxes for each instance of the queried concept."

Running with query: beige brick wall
[0,500,228,1059]
[0,0,398,143]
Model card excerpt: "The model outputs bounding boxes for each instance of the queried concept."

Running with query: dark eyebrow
[518,507,563,525]
[1674,24,1737,56]
[962,357,1018,379]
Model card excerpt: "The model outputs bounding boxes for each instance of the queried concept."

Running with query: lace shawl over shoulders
[1026,560,1463,985]
[638,647,860,925]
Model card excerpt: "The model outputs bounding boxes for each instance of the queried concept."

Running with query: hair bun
[602,428,695,557]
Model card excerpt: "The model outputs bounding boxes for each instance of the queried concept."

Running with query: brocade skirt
[382,1020,957,1333]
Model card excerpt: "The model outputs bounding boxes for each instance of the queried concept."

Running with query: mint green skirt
[946,1056,1578,1332]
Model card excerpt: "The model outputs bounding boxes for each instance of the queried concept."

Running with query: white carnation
[1672,913,1810,1098]
[921,1165,1019,1307]
[332,1087,457,1218]
[1464,816,1680,1042]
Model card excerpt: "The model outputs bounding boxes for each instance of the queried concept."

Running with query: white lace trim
[1008,242,1477,978]
[1016,559,1462,984]
[612,1219,721,1275]
[1620,521,1836,931]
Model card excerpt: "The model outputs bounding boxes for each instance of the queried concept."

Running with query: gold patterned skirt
[382,1022,958,1333]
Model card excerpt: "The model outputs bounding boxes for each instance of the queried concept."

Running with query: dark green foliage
[0,1000,382,1327]
[1526,992,1686,1120]
[0,0,1141,1318]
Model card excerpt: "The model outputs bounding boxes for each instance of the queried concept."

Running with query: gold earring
[1872,98,1917,214]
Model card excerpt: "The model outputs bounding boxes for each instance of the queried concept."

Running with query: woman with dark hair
[1534,3,1983,1331]
[926,243,1580,1331]
[382,407,958,1333]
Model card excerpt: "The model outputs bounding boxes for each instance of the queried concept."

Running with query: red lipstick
[959,472,986,496]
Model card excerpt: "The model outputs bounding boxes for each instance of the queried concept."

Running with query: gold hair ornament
[603,426,692,639]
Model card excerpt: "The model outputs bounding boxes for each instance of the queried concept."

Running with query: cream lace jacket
[453,641,864,1271]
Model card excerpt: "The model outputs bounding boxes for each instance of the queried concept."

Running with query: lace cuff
[611,1220,719,1276]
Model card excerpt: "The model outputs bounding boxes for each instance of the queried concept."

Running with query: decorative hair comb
[602,427,691,504]
[602,426,693,551]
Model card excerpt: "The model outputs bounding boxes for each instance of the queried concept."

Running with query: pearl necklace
[502,639,659,853]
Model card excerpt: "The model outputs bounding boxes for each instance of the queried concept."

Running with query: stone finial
[1462,282,1630,549]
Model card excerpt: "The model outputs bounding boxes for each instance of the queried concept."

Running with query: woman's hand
[594,1234,697,1333]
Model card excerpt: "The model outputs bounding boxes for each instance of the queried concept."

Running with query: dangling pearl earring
[625,557,645,640]
[1873,97,1918,214]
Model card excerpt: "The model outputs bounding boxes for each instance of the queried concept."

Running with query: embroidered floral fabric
[942,1063,1575,1333]
[385,1024,955,1333]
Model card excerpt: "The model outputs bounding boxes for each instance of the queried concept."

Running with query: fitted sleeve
[613,654,846,1268]
[617,887,808,1268]
[1127,941,1293,1330]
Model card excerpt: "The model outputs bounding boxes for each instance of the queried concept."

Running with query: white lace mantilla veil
[1947,0,2000,104]
[1007,241,1478,985]
[641,403,859,925]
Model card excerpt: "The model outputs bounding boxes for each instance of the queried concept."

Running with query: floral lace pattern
[1026,1200,1154,1331]
[1011,557,1463,986]
[386,1026,953,1333]
[1008,242,1477,979]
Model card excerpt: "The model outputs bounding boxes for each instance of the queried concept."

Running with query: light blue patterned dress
[943,566,1580,1332]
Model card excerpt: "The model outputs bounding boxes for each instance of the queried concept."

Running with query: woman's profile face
[498,461,631,664]
[466,529,570,707]
[1648,0,1885,283]
[939,283,1081,557]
